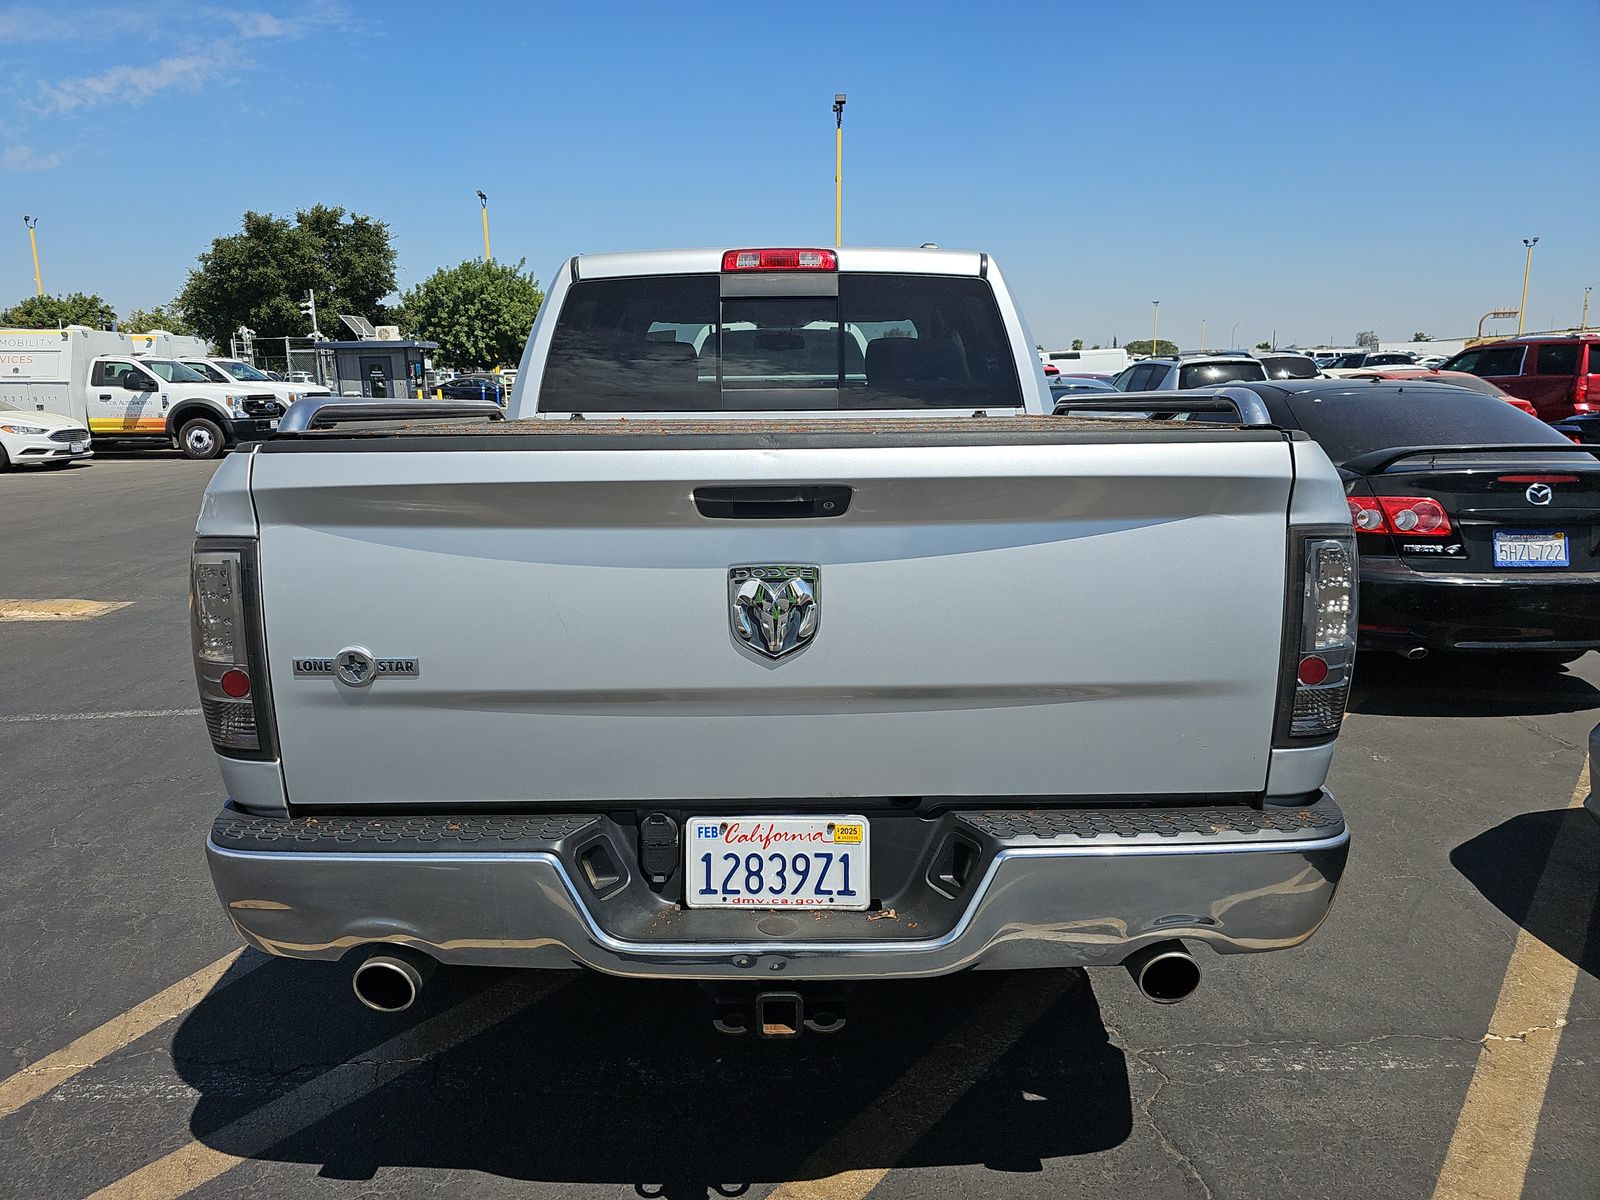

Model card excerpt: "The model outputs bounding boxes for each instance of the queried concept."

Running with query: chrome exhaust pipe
[1403,646,1429,661]
[1125,940,1201,1004]
[351,946,435,1013]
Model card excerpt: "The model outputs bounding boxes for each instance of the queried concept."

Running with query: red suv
[1441,336,1600,422]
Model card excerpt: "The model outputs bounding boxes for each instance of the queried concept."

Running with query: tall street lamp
[1151,300,1159,355]
[1517,236,1539,335]
[833,93,846,248]
[1231,320,1241,348]
[477,191,492,263]
[1582,286,1592,333]
[23,215,41,296]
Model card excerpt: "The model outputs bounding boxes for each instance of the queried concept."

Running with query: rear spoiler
[1341,444,1600,474]
[1052,385,1277,428]
[277,396,505,433]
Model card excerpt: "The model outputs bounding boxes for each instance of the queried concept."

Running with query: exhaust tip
[1126,940,1201,1004]
[352,949,433,1013]
[1403,646,1429,660]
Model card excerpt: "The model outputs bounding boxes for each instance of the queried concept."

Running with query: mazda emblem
[1525,483,1553,506]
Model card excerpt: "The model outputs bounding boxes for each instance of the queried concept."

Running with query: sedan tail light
[190,540,275,758]
[1345,495,1452,537]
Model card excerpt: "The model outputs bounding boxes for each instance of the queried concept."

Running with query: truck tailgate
[250,435,1294,806]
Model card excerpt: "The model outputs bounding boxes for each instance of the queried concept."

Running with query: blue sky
[3,0,1597,349]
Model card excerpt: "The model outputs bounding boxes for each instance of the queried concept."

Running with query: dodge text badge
[293,648,420,685]
[729,565,820,660]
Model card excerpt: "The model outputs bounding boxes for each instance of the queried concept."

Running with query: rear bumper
[1359,560,1600,652]
[206,792,1350,980]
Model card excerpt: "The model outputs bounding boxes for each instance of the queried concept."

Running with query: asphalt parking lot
[2,454,1596,1200]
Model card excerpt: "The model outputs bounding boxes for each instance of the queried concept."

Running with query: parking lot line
[0,949,260,1120]
[1430,760,1594,1200]
[85,974,564,1200]
[765,971,1075,1200]
[0,599,132,621]
[0,708,201,723]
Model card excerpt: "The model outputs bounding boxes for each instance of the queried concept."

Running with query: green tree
[1411,331,1432,342]
[179,205,397,346]
[1071,338,1084,351]
[1124,339,1178,357]
[1255,340,1272,351]
[398,257,544,370]
[0,291,117,329]
[122,303,196,336]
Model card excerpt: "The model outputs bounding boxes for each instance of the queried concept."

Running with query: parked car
[1258,352,1321,380]
[1414,355,1450,369]
[1048,375,1118,396]
[178,356,330,411]
[1346,368,1539,416]
[0,396,92,470]
[195,245,1355,1024]
[1322,351,1418,377]
[1220,379,1600,662]
[431,374,507,405]
[1440,335,1600,422]
[1110,352,1267,391]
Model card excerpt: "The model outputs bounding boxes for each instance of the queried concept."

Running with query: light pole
[1582,286,1592,333]
[833,93,846,248]
[1200,319,1205,351]
[477,190,491,263]
[1231,320,1240,348]
[1151,300,1159,355]
[1516,236,1539,334]
[23,215,41,296]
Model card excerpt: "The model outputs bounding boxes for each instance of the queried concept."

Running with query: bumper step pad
[956,804,1342,844]
[211,811,598,854]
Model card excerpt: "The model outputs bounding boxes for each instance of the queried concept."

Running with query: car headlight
[0,424,48,435]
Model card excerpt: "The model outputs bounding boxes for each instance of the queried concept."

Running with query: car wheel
[179,418,225,460]
[0,446,10,472]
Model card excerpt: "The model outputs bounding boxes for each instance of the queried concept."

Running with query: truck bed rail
[1052,386,1277,427]
[277,396,505,434]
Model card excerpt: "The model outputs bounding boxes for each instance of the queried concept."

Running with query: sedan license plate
[1494,529,1569,568]
[69,440,87,453]
[686,816,869,910]
[265,419,279,431]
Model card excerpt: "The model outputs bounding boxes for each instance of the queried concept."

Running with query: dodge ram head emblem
[729,565,820,660]
[1526,483,1553,505]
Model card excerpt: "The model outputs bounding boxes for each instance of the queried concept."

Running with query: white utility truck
[0,326,283,459]
[178,356,330,410]
[195,246,1355,1033]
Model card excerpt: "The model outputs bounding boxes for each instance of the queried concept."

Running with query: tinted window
[1535,344,1580,375]
[1178,361,1266,388]
[1261,354,1319,379]
[539,273,1022,411]
[1282,386,1568,463]
[1445,350,1480,374]
[184,361,229,383]
[143,359,207,383]
[1329,353,1368,369]
[1475,346,1526,377]
[1110,366,1138,390]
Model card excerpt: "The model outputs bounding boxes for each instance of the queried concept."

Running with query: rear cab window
[538,272,1023,412]
[1464,346,1527,378]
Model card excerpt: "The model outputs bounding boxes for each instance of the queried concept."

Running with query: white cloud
[1,143,63,172]
[37,52,233,113]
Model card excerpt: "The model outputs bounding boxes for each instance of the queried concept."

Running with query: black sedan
[1549,412,1600,445]
[431,374,507,405]
[1210,380,1600,662]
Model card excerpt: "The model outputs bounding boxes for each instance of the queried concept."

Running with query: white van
[0,326,282,459]
[1042,347,1130,376]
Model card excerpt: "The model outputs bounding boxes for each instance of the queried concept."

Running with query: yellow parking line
[0,949,261,1120]
[86,974,562,1200]
[1430,760,1594,1200]
[767,971,1074,1200]
[0,599,132,621]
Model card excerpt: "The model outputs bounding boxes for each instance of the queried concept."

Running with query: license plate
[266,419,279,431]
[69,440,86,453]
[1494,529,1569,567]
[685,816,870,910]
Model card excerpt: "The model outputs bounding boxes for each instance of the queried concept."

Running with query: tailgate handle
[693,485,852,520]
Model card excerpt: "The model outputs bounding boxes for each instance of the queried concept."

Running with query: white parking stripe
[0,708,201,723]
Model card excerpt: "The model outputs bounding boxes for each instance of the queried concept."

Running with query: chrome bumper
[207,794,1349,981]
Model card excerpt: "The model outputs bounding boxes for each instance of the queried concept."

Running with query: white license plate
[69,441,87,453]
[685,816,870,910]
[1494,529,1569,568]
[266,419,279,431]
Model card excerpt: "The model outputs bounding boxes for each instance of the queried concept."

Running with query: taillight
[1276,533,1357,743]
[1043,363,1060,376]
[190,540,274,758]
[721,248,838,271]
[1574,374,1589,411]
[1344,495,1451,536]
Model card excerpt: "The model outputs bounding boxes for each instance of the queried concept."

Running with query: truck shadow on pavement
[170,961,1131,1196]
[1347,653,1600,718]
[1451,806,1600,980]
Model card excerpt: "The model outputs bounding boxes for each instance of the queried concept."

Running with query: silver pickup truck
[193,246,1355,1032]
